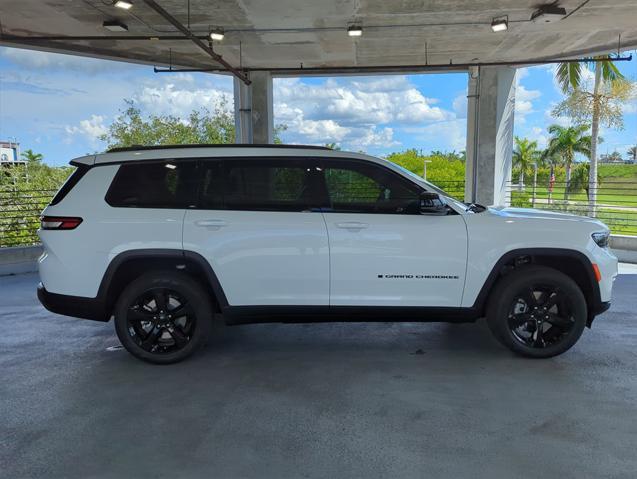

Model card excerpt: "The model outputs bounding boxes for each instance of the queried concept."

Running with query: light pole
[423,160,432,180]
[532,162,538,208]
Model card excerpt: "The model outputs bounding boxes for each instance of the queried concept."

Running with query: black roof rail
[106,143,332,153]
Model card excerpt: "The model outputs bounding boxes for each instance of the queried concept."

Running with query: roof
[2,1,636,74]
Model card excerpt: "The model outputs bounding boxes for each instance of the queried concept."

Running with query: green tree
[628,146,637,162]
[546,124,591,200]
[568,163,600,202]
[100,99,287,148]
[20,149,44,163]
[100,99,235,148]
[512,137,539,189]
[324,142,341,150]
[554,57,635,215]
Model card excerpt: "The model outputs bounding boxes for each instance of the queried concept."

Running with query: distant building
[0,141,25,165]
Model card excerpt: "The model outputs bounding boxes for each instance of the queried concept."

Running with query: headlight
[592,231,610,248]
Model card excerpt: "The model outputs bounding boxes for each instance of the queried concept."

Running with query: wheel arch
[472,248,601,322]
[98,249,228,318]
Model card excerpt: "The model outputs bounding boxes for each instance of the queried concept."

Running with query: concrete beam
[233,72,273,144]
[465,66,516,207]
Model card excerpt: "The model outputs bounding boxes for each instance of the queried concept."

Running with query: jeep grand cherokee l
[37,144,617,363]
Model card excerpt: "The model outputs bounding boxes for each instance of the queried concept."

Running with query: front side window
[105,160,197,208]
[322,160,422,214]
[199,158,320,212]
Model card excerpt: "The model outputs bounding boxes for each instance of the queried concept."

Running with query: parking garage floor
[2,270,637,479]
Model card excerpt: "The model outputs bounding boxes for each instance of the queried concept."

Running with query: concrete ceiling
[1,0,637,76]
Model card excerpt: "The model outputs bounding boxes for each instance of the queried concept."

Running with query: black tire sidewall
[114,272,213,364]
[487,266,587,358]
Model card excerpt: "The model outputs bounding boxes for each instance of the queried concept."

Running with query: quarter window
[105,160,197,208]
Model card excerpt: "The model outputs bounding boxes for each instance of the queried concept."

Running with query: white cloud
[297,119,350,142]
[0,46,130,75]
[132,82,233,117]
[515,85,541,119]
[531,126,548,149]
[273,76,455,152]
[452,93,467,119]
[65,115,108,144]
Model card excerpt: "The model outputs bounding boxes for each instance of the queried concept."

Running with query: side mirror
[420,192,448,215]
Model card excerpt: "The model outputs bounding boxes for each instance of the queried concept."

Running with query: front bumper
[37,283,110,322]
[588,300,611,327]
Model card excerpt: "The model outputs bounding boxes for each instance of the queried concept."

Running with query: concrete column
[464,66,516,206]
[233,72,274,144]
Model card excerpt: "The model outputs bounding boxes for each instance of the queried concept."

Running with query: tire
[114,271,213,364]
[486,265,587,358]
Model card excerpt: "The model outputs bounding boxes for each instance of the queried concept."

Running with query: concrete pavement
[1,272,636,478]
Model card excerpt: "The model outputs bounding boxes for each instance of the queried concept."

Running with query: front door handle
[336,221,369,230]
[195,219,228,228]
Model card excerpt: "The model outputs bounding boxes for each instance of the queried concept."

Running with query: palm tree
[556,57,624,214]
[20,149,43,163]
[628,146,637,163]
[512,137,539,190]
[546,124,591,200]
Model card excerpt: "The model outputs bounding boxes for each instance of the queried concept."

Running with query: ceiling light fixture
[103,20,128,32]
[209,28,225,41]
[347,25,363,37]
[490,16,508,32]
[531,4,567,23]
[114,0,133,9]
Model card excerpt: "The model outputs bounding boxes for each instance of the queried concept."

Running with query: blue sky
[0,46,635,166]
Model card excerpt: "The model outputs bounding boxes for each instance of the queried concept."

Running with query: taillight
[40,216,83,230]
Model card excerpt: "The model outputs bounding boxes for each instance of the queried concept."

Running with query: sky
[0,46,635,166]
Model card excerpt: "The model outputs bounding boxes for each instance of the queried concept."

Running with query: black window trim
[99,155,456,214]
[50,164,91,206]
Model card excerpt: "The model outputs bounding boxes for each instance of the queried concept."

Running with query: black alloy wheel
[126,288,196,354]
[114,272,213,364]
[486,265,587,358]
[507,284,575,349]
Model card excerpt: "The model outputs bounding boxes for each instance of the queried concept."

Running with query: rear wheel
[486,266,587,358]
[114,272,212,364]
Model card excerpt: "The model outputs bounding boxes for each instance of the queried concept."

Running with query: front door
[319,159,467,307]
[183,158,329,306]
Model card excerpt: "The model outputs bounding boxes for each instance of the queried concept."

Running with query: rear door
[183,157,330,306]
[319,158,468,307]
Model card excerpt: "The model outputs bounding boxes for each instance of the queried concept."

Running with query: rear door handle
[336,221,369,230]
[195,219,228,228]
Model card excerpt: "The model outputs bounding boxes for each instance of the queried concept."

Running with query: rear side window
[105,160,197,208]
[199,159,320,212]
[50,164,90,206]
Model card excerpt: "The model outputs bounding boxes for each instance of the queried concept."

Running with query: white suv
[37,145,617,363]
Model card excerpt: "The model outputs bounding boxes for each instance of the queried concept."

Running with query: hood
[488,206,608,228]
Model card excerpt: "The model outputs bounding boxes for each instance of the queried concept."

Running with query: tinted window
[106,160,197,208]
[323,160,421,214]
[199,159,319,212]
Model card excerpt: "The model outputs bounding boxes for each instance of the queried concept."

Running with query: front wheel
[486,266,587,358]
[114,272,213,364]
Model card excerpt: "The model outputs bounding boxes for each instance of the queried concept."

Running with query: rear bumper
[37,283,110,322]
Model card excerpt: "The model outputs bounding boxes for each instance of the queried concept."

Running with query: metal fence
[0,188,56,247]
[506,181,637,236]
